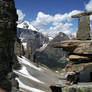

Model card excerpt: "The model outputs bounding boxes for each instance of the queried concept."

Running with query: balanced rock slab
[72,12,92,40]
[52,40,92,54]
[69,55,90,60]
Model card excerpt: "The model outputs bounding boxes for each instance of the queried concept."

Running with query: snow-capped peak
[17,21,38,31]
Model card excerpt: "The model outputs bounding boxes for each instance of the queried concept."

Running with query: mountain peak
[17,21,38,31]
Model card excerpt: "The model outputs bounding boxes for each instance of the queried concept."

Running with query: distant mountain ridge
[17,21,70,70]
[17,21,49,54]
[35,32,70,70]
[17,21,38,31]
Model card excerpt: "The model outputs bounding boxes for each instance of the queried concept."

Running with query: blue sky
[15,0,89,21]
[14,0,92,37]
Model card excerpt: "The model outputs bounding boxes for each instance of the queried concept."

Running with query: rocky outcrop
[0,0,18,92]
[53,39,92,73]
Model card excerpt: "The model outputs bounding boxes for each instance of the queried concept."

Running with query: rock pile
[53,11,92,84]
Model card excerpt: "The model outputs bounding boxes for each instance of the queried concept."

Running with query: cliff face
[17,27,49,62]
[0,0,18,92]
[36,32,69,69]
[18,28,49,53]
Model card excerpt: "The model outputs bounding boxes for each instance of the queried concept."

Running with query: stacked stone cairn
[53,11,92,84]
[0,0,20,92]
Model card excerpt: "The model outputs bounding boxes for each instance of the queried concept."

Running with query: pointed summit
[17,21,38,31]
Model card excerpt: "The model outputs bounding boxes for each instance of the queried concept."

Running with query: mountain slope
[14,56,62,92]
[17,21,49,54]
[35,32,69,70]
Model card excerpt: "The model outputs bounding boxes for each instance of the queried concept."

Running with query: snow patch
[22,43,27,49]
[17,56,42,71]
[14,65,44,84]
[39,43,48,51]
[16,78,45,92]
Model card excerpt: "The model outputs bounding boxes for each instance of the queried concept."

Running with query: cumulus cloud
[85,0,92,11]
[32,12,53,28]
[85,0,92,20]
[17,9,26,23]
[32,10,81,37]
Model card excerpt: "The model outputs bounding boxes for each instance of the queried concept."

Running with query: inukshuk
[53,11,92,84]
[0,0,18,92]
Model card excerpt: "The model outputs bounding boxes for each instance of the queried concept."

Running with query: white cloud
[32,12,53,28]
[17,9,26,22]
[90,15,92,20]
[85,0,92,11]
[32,10,81,37]
[85,0,92,20]
[48,23,73,37]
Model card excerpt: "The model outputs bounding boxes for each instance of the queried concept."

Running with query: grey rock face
[18,28,49,53]
[18,28,49,62]
[0,0,18,92]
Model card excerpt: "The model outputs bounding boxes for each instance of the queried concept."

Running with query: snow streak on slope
[16,78,45,92]
[39,43,48,51]
[14,65,44,84]
[17,56,42,71]
[14,56,62,92]
[22,43,27,50]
